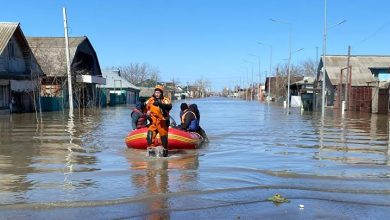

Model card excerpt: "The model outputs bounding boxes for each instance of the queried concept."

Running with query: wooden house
[27,36,105,111]
[315,55,390,113]
[0,22,43,114]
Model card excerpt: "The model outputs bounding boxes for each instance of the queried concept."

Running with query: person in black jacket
[180,104,198,131]
[181,104,209,143]
[131,101,147,130]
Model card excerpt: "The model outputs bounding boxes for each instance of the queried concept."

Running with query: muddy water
[1,97,390,219]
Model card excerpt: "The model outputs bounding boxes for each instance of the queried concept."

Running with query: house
[138,87,155,101]
[265,76,277,100]
[100,69,140,106]
[0,22,43,114]
[289,76,315,110]
[369,66,390,114]
[315,55,390,113]
[265,76,303,102]
[27,36,105,111]
[174,86,190,100]
[137,81,176,101]
[161,82,176,100]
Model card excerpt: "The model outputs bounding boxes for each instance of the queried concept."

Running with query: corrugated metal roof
[101,69,140,90]
[0,22,19,55]
[320,55,390,86]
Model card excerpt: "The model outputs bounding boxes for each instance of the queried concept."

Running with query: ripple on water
[1,98,390,211]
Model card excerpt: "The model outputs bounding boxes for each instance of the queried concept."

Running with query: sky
[2,0,390,91]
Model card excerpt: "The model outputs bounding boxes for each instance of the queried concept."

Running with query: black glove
[153,99,161,106]
[165,118,170,127]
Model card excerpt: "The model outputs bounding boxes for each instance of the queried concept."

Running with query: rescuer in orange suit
[145,85,172,157]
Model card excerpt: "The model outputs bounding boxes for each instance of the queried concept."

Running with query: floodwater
[1,97,390,219]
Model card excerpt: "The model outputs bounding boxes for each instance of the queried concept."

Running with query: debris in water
[266,193,290,204]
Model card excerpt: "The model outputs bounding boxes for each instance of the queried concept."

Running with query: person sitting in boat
[188,104,209,143]
[145,85,172,157]
[179,103,188,119]
[131,101,147,130]
[180,104,200,132]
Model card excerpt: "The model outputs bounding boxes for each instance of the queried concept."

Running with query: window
[0,85,9,108]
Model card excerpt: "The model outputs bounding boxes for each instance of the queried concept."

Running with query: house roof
[26,36,101,77]
[320,55,390,86]
[139,87,155,98]
[0,22,20,54]
[101,69,139,90]
[292,76,315,85]
[0,22,43,76]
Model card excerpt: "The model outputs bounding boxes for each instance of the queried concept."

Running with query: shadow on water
[1,98,390,219]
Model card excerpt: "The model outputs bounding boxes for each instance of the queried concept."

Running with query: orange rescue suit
[145,96,171,138]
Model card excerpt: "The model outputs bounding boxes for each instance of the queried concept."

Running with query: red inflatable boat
[125,127,203,149]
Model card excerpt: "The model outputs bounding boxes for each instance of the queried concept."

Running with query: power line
[356,19,390,45]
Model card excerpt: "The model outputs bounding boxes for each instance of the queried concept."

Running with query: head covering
[189,104,198,112]
[135,101,143,110]
[154,85,164,93]
[189,104,200,121]
[180,103,188,111]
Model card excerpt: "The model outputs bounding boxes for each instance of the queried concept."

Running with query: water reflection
[311,111,390,167]
[0,111,104,204]
[128,150,199,219]
[64,113,75,190]
[1,98,390,212]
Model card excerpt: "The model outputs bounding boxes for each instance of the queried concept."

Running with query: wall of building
[0,36,27,74]
[0,80,10,110]
[348,87,372,112]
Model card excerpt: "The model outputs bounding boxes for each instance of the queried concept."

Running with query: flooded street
[1,97,390,219]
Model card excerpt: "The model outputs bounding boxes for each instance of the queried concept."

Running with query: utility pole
[268,46,272,99]
[345,45,351,110]
[287,26,292,113]
[257,42,273,101]
[269,19,292,112]
[186,81,189,99]
[258,56,261,101]
[63,8,73,114]
[246,70,249,100]
[321,0,327,116]
[251,64,254,101]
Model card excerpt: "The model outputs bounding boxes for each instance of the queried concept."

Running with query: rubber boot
[147,130,154,146]
[160,135,168,157]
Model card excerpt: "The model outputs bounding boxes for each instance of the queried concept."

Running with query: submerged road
[1,97,390,219]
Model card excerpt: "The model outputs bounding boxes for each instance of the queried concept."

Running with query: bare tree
[149,66,161,85]
[271,63,303,100]
[170,77,181,88]
[193,78,211,98]
[115,62,161,86]
[28,52,43,123]
[300,58,317,76]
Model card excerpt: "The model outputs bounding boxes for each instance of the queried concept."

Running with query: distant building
[137,81,177,101]
[100,69,140,106]
[138,87,155,101]
[265,76,303,102]
[289,76,315,110]
[0,22,43,114]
